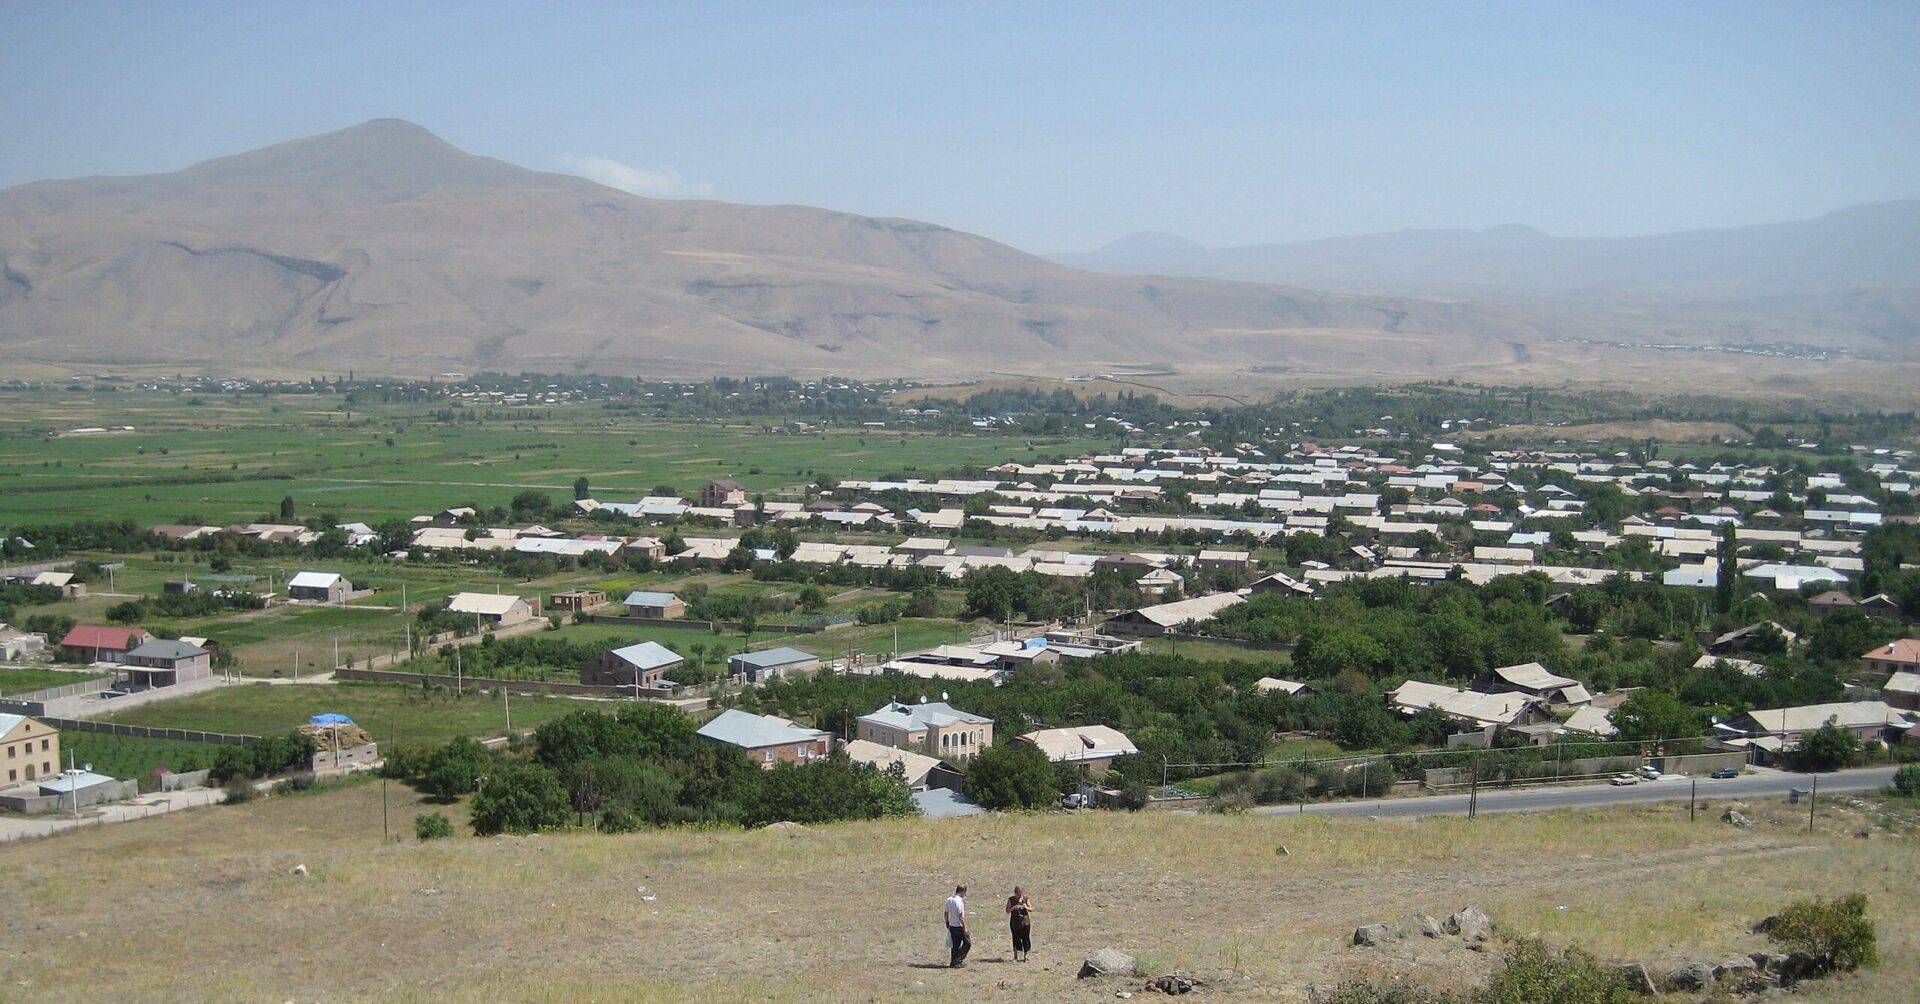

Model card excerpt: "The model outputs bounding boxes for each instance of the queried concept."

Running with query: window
[6,746,12,759]
[40,739,49,751]
[5,770,12,782]
[764,750,774,763]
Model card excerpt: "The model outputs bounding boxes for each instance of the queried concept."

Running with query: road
[1252,766,1898,819]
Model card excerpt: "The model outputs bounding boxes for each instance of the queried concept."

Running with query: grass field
[0,782,1912,1001]
[1142,637,1293,667]
[95,682,582,745]
[60,733,220,789]
[0,390,1108,527]
[0,668,107,696]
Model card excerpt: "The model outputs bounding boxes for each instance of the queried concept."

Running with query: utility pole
[1808,774,1818,833]
[1468,769,1478,820]
[503,683,511,737]
[382,722,392,843]
[456,648,462,695]
[1689,777,1697,822]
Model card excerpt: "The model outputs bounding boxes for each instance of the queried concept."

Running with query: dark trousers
[948,924,971,966]
[1011,919,1032,954]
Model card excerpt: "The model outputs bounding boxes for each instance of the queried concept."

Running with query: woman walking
[1005,885,1035,961]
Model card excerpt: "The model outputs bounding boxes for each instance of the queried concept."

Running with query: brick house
[58,625,152,664]
[696,709,829,768]
[0,714,58,786]
[856,701,994,762]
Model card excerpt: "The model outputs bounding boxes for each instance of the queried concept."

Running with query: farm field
[0,667,107,696]
[95,682,581,746]
[1141,637,1293,667]
[0,780,1911,1002]
[60,733,220,789]
[0,390,1109,527]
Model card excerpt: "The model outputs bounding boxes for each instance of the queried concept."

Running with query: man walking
[944,883,971,968]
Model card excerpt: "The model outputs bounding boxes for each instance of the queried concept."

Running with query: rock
[1116,994,1133,1000]
[1613,962,1659,996]
[1663,963,1715,992]
[1712,956,1756,981]
[1079,948,1138,979]
[1352,923,1397,947]
[1443,907,1494,942]
[1722,809,1751,828]
[1399,913,1444,938]
[764,821,806,832]
[290,864,308,877]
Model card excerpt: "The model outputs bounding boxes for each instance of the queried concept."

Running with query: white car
[1636,766,1663,780]
[1609,773,1638,786]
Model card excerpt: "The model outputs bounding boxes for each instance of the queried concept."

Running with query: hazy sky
[2,2,1915,252]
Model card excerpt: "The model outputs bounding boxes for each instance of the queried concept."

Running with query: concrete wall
[310,742,380,771]
[159,769,212,791]
[29,716,255,745]
[579,614,818,635]
[1653,750,1753,774]
[332,667,674,700]
[0,777,139,814]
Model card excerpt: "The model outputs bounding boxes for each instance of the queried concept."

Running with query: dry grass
[0,784,1912,1002]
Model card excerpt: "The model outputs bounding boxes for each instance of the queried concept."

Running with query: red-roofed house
[58,625,153,665]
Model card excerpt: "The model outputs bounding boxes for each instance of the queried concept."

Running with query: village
[4,421,1917,832]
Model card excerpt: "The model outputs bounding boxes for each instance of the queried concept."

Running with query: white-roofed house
[1479,662,1592,706]
[696,709,830,768]
[446,592,535,628]
[1882,671,1920,712]
[727,646,821,684]
[1102,592,1247,637]
[1734,700,1907,748]
[1014,725,1139,777]
[1385,680,1552,730]
[857,700,994,761]
[622,591,687,619]
[581,641,684,690]
[841,739,961,790]
[286,571,351,604]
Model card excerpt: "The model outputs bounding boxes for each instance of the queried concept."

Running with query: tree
[573,476,591,501]
[510,489,554,521]
[798,585,828,614]
[1795,719,1860,772]
[469,761,571,835]
[1766,893,1877,973]
[279,494,295,519]
[1893,763,1920,797]
[1609,689,1706,753]
[962,742,1059,810]
[423,737,495,800]
[748,752,918,825]
[1714,524,1739,614]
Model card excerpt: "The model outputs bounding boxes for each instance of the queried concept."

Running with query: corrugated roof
[696,709,827,749]
[622,590,680,608]
[287,571,343,589]
[729,647,817,669]
[607,641,682,671]
[126,639,208,661]
[447,592,528,616]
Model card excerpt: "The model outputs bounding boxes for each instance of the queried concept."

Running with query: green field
[96,681,581,745]
[0,667,108,696]
[0,390,1107,526]
[1142,636,1294,666]
[61,733,220,789]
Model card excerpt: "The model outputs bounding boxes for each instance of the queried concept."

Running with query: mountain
[0,119,1560,380]
[1052,204,1920,307]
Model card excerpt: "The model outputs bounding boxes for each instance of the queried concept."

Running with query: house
[1254,677,1311,696]
[0,625,47,662]
[1135,567,1185,598]
[857,701,994,762]
[286,571,351,603]
[622,591,687,619]
[0,714,58,786]
[699,479,747,508]
[696,709,830,767]
[547,589,608,613]
[1735,700,1906,747]
[978,638,1060,671]
[581,641,684,689]
[1862,639,1920,676]
[57,625,152,665]
[1014,725,1139,777]
[122,639,212,688]
[1196,549,1251,571]
[432,506,478,527]
[1249,572,1315,597]
[1480,662,1591,705]
[1883,671,1920,712]
[1102,592,1246,637]
[1707,621,1798,655]
[727,646,821,684]
[1561,706,1618,738]
[147,523,219,543]
[1859,593,1903,619]
[841,739,962,790]
[446,592,535,628]
[25,571,84,598]
[161,579,198,596]
[1385,681,1551,729]
[1808,591,1859,616]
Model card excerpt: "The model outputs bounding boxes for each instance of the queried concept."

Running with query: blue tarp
[309,713,355,725]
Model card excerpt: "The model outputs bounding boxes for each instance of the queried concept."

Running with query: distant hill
[1053,204,1920,322]
[0,119,1558,379]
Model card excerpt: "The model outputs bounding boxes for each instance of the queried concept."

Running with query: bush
[1478,938,1640,1004]
[1766,893,1877,973]
[1892,763,1920,797]
[962,743,1059,810]
[1309,981,1460,1004]
[414,812,454,841]
[469,761,571,836]
[222,781,257,805]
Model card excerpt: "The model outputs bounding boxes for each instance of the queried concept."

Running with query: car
[1609,773,1638,786]
[1710,767,1740,779]
[1636,766,1663,780]
[1059,792,1086,809]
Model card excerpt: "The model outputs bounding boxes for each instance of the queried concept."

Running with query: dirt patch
[1465,419,1752,444]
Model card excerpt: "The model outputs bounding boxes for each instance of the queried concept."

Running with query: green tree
[748,752,918,825]
[1609,689,1706,753]
[798,585,828,614]
[279,494,295,519]
[1766,893,1877,973]
[573,476,591,500]
[1892,763,1920,797]
[963,742,1059,810]
[414,812,454,840]
[1714,524,1739,615]
[1795,720,1860,772]
[469,761,571,836]
[510,489,554,521]
[423,736,494,800]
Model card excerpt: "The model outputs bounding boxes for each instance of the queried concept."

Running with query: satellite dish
[941,691,949,702]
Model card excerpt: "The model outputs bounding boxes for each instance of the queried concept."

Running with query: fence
[159,769,212,791]
[5,676,116,704]
[28,716,256,746]
[332,667,675,701]
[578,613,825,635]
[0,777,140,815]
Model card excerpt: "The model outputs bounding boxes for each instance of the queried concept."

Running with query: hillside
[1052,206,1920,353]
[0,120,1560,381]
[1,779,1912,1001]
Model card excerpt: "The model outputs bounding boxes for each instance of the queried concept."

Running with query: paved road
[1252,766,1899,819]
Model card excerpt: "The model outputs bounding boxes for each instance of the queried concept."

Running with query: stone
[1612,962,1659,996]
[1663,963,1715,992]
[1399,913,1444,938]
[1722,809,1751,828]
[1352,923,1397,947]
[1079,948,1138,979]
[1712,956,1756,980]
[1443,906,1494,942]
[290,864,308,877]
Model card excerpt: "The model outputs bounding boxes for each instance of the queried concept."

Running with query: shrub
[962,743,1059,810]
[222,781,257,805]
[1308,981,1460,1004]
[1765,893,1877,973]
[469,761,571,836]
[414,812,454,841]
[1892,763,1920,797]
[1478,938,1640,1004]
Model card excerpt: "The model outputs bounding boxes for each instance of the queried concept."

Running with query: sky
[2,2,1915,253]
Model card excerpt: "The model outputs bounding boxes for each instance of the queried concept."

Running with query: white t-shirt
[945,895,966,926]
